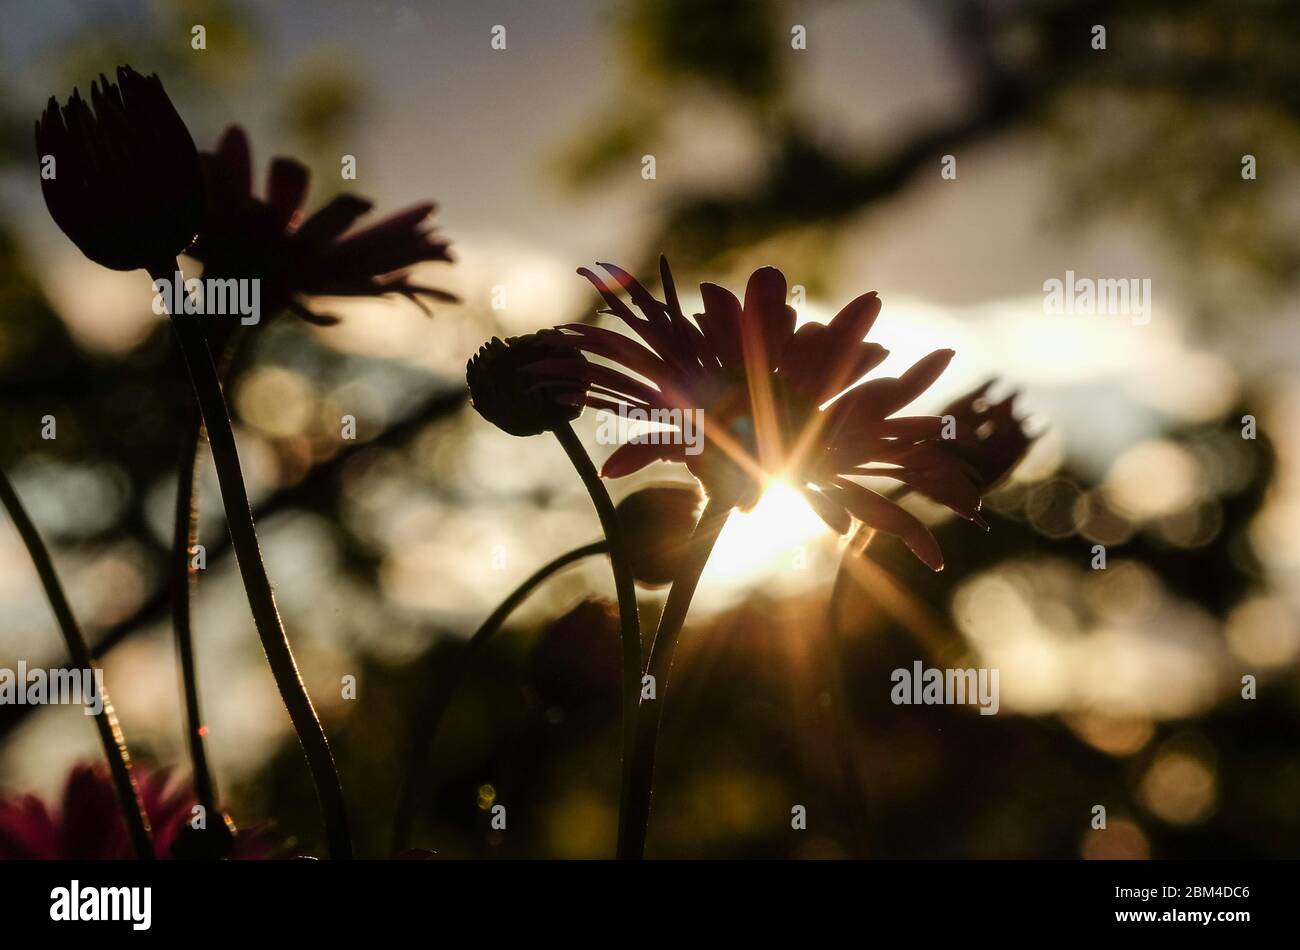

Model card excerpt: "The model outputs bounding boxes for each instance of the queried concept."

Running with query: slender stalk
[171,333,241,822]
[171,415,217,815]
[0,467,154,859]
[151,260,352,859]
[822,523,882,858]
[551,423,643,860]
[827,523,876,637]
[390,539,607,853]
[827,482,916,633]
[622,493,733,860]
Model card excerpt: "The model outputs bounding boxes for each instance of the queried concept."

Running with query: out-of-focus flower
[529,600,622,709]
[0,764,274,860]
[189,126,456,326]
[615,483,703,587]
[35,66,204,272]
[548,258,985,570]
[467,331,589,437]
[938,380,1036,491]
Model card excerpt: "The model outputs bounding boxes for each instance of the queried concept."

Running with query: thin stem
[152,260,352,860]
[822,522,882,858]
[622,493,733,860]
[171,414,217,815]
[827,523,876,637]
[827,482,914,634]
[551,423,643,860]
[171,332,241,822]
[390,539,607,853]
[0,467,154,859]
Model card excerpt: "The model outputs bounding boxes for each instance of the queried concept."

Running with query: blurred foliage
[276,53,367,196]
[551,0,784,192]
[558,0,1300,316]
[623,0,784,104]
[46,0,260,97]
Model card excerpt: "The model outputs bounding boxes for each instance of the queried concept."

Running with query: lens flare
[702,481,828,588]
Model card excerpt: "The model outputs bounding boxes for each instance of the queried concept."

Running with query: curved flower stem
[172,414,217,816]
[551,423,643,860]
[152,260,352,860]
[0,467,154,859]
[390,539,607,853]
[622,493,733,860]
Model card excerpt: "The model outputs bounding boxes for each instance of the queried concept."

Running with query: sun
[701,480,829,589]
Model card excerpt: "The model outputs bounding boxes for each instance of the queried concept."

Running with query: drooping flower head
[0,763,274,860]
[189,126,456,328]
[35,66,204,272]
[548,258,989,570]
[467,331,590,437]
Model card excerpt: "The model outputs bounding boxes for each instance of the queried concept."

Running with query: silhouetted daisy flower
[551,258,987,570]
[0,764,273,860]
[35,66,203,272]
[189,126,456,326]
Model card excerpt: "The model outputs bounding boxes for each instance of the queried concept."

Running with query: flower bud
[615,483,703,587]
[466,331,588,437]
[36,66,204,272]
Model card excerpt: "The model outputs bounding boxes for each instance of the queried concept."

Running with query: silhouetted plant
[34,66,352,859]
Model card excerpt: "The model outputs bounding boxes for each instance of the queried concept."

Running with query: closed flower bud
[35,66,204,272]
[615,483,703,587]
[466,331,588,437]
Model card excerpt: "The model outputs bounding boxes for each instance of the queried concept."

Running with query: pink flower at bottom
[0,763,274,860]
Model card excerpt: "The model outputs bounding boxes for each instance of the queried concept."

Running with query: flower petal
[554,324,672,382]
[779,321,889,402]
[291,193,374,254]
[741,266,793,374]
[829,478,944,571]
[856,465,987,528]
[825,349,956,435]
[697,282,744,369]
[215,125,252,200]
[529,358,668,409]
[266,157,309,232]
[827,291,882,347]
[600,440,688,478]
[801,486,852,535]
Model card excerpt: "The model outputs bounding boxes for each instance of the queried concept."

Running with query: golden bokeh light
[1139,741,1217,826]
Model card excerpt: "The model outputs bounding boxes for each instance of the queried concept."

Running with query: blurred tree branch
[558,0,1300,312]
[0,383,466,742]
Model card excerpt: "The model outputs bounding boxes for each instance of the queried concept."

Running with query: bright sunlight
[701,481,829,590]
